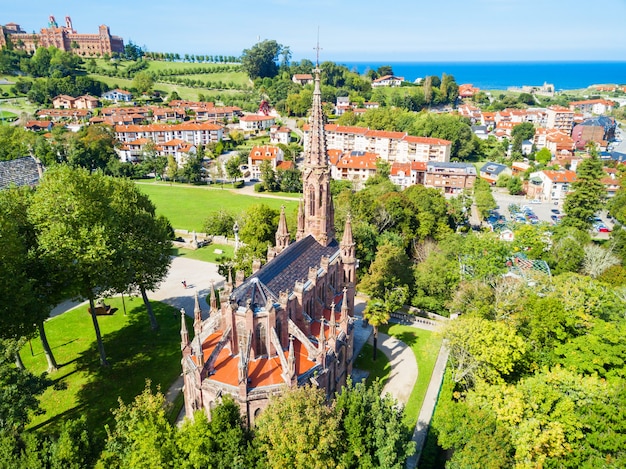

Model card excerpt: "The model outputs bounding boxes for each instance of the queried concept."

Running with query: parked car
[551,209,560,214]
[599,226,611,233]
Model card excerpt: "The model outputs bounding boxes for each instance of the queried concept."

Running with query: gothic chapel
[181,65,356,425]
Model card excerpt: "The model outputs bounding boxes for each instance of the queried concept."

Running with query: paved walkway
[405,342,449,469]
[376,332,417,405]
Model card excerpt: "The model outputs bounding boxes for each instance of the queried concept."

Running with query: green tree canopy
[241,40,284,79]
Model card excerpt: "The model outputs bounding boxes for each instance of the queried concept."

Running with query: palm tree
[363,286,408,360]
[363,299,389,361]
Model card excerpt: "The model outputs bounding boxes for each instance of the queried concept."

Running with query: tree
[176,396,258,468]
[359,242,412,299]
[510,122,535,155]
[0,341,51,432]
[0,187,67,372]
[255,385,341,469]
[563,152,606,231]
[240,39,284,79]
[335,379,415,468]
[259,159,278,191]
[132,71,154,94]
[581,244,620,278]
[109,179,173,331]
[277,166,302,193]
[225,155,243,182]
[376,65,394,77]
[98,382,178,468]
[204,210,236,237]
[363,286,408,361]
[443,315,526,386]
[29,167,136,366]
[181,154,203,184]
[67,124,117,172]
[473,178,497,220]
[239,203,279,246]
[535,147,552,164]
[507,175,523,195]
[165,155,179,182]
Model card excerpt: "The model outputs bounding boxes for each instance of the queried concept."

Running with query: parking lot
[490,188,613,234]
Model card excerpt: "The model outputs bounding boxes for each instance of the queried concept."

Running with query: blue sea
[337,61,626,91]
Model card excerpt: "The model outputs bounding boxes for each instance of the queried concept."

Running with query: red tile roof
[543,170,577,183]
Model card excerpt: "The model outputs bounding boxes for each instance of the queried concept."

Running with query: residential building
[303,125,451,163]
[116,137,196,166]
[511,162,530,177]
[389,161,427,189]
[371,75,404,87]
[102,89,133,103]
[479,162,510,185]
[424,162,476,194]
[115,122,223,146]
[458,84,480,98]
[169,100,242,122]
[239,114,276,131]
[545,105,574,132]
[292,74,314,85]
[602,168,621,198]
[525,170,576,202]
[181,68,356,426]
[571,116,616,150]
[329,151,378,188]
[545,131,575,157]
[24,120,54,132]
[248,145,285,181]
[569,99,616,115]
[0,16,124,56]
[36,108,92,122]
[269,126,291,145]
[52,94,99,110]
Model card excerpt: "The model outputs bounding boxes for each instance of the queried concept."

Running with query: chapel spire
[302,40,335,246]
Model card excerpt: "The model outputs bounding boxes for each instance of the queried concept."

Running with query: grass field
[136,182,299,232]
[0,110,18,121]
[89,73,242,101]
[166,72,250,87]
[173,243,235,263]
[380,324,443,429]
[23,296,186,441]
[354,343,391,386]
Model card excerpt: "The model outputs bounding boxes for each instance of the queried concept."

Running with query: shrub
[254,183,265,192]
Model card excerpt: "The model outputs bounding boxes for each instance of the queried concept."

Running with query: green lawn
[173,243,234,263]
[22,296,187,441]
[136,181,299,232]
[354,342,391,386]
[89,74,244,101]
[0,110,17,121]
[167,72,250,87]
[379,324,443,429]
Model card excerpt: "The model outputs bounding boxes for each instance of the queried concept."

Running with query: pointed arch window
[256,323,267,356]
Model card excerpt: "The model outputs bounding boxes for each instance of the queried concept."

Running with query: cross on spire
[314,27,322,70]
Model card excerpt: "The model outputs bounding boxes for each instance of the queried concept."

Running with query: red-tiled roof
[115,122,222,132]
[543,170,577,183]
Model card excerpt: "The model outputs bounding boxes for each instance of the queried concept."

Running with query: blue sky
[3,0,626,62]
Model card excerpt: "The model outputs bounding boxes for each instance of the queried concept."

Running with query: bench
[88,304,113,316]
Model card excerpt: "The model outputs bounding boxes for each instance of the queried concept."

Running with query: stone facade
[181,68,356,426]
[0,17,123,56]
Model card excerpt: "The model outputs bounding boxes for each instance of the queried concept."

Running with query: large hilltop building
[181,65,356,425]
[0,16,123,56]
